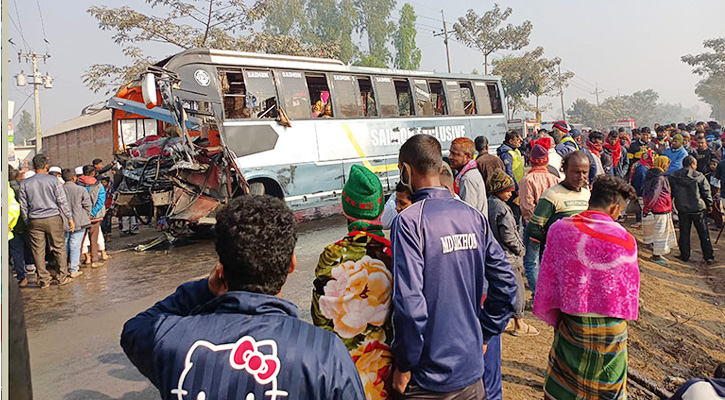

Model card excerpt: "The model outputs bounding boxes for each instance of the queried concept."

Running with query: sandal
[512,323,540,337]
[650,256,668,266]
[504,320,515,332]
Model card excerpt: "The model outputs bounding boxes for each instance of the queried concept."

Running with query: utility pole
[433,10,453,73]
[591,83,604,107]
[558,62,566,121]
[17,51,52,153]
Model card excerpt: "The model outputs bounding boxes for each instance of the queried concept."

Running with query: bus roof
[157,48,502,82]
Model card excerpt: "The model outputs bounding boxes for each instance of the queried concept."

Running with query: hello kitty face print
[171,336,289,400]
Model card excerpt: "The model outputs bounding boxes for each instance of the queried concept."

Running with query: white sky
[8,0,725,132]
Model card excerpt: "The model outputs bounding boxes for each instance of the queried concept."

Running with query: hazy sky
[8,0,725,132]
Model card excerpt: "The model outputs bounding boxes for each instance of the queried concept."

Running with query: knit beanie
[534,136,553,150]
[487,169,515,194]
[530,144,549,166]
[570,128,582,139]
[342,165,384,220]
[553,121,569,133]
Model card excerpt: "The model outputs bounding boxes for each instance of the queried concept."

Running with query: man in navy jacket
[391,134,518,399]
[121,195,365,400]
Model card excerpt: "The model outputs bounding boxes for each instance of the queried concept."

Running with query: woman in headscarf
[311,165,393,400]
[534,175,639,400]
[642,156,677,265]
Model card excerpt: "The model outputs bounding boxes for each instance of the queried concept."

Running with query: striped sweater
[526,183,590,244]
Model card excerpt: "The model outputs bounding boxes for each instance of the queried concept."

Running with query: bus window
[357,77,378,117]
[219,69,250,119]
[472,81,493,115]
[373,76,398,118]
[459,82,476,115]
[487,83,504,114]
[276,70,312,120]
[329,74,362,118]
[243,70,278,119]
[118,118,158,148]
[394,79,414,116]
[445,80,465,116]
[428,80,447,115]
[413,79,434,116]
[306,73,334,118]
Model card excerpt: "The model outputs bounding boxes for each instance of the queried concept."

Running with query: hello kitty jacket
[121,279,365,400]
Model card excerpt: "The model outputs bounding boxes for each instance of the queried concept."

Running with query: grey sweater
[459,167,488,216]
[63,181,92,230]
[18,173,72,221]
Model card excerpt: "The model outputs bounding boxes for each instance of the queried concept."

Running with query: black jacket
[668,167,713,213]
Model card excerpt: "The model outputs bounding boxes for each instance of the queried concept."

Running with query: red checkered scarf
[454,159,478,195]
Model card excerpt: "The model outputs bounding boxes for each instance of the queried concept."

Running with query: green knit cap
[342,165,384,220]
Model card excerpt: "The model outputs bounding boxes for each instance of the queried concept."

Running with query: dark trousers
[101,213,113,235]
[8,267,33,400]
[9,235,27,281]
[483,335,502,400]
[28,215,68,284]
[678,211,714,261]
[86,222,101,262]
[398,379,485,399]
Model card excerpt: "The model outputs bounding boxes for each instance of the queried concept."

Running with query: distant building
[41,109,112,168]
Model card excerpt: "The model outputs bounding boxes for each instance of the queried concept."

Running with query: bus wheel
[249,181,266,195]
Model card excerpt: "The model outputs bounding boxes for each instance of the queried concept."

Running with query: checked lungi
[544,315,629,400]
[643,212,677,256]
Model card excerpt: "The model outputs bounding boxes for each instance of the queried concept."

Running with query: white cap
[75,166,84,175]
[49,166,62,174]
[24,170,36,179]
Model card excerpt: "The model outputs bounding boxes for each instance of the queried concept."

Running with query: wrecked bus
[108,48,508,230]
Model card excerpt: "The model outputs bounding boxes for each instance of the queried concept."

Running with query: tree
[491,46,573,120]
[453,5,532,74]
[567,99,598,125]
[264,0,307,37]
[355,0,396,67]
[305,0,341,44]
[15,110,35,145]
[681,38,725,119]
[84,0,338,94]
[393,3,421,70]
[338,0,359,64]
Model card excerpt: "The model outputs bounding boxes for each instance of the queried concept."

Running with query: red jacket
[642,168,672,214]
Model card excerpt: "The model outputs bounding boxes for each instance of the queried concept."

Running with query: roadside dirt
[500,219,725,399]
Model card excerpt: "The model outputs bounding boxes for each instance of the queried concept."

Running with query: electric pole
[17,51,52,153]
[591,83,604,107]
[558,62,566,121]
[433,10,453,73]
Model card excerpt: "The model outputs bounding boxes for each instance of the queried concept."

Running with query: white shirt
[381,193,398,230]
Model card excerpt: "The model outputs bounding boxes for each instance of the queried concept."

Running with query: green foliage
[453,4,532,74]
[393,3,421,70]
[567,89,699,129]
[682,38,725,119]
[338,0,358,64]
[15,110,35,145]
[84,0,339,94]
[305,0,342,44]
[355,0,396,67]
[492,47,573,119]
[264,0,307,36]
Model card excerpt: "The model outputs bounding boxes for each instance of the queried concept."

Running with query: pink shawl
[533,210,640,327]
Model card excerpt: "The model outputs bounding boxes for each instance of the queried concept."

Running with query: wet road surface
[22,216,348,400]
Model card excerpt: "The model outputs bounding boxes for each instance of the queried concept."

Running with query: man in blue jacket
[391,134,517,399]
[121,195,365,400]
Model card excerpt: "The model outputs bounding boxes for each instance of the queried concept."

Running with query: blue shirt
[664,147,688,175]
[121,279,365,400]
[391,187,517,392]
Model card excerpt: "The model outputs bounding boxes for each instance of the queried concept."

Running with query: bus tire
[249,181,266,195]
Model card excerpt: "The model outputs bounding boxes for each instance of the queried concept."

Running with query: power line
[8,14,30,52]
[11,0,30,52]
[35,0,50,50]
[12,93,35,120]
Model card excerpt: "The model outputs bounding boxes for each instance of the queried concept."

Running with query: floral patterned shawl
[312,231,394,400]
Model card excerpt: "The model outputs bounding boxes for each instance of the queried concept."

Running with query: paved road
[22,216,349,400]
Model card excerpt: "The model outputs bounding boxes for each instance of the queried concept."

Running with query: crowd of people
[7,154,129,289]
[117,120,724,400]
